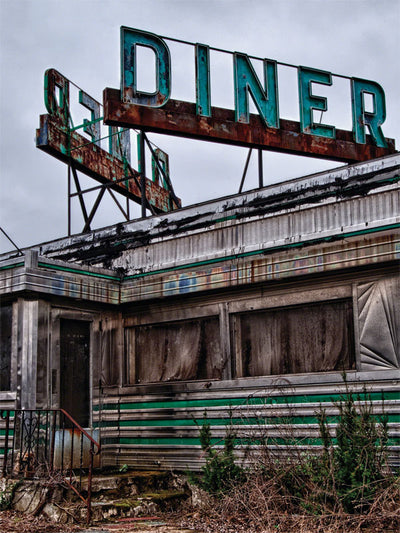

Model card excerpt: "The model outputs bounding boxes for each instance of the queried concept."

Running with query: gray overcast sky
[0,0,399,253]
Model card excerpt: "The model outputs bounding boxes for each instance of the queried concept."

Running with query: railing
[0,409,100,524]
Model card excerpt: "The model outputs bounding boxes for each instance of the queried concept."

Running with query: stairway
[10,470,190,525]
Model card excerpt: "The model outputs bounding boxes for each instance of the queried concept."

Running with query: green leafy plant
[196,411,245,496]
[0,480,21,511]
[317,383,389,513]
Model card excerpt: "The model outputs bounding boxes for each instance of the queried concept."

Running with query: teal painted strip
[0,429,14,436]
[102,436,399,447]
[115,413,400,427]
[212,215,238,224]
[37,262,121,281]
[0,262,24,271]
[125,223,400,280]
[69,116,104,132]
[95,390,400,412]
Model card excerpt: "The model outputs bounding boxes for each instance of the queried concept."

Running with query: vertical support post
[2,411,10,476]
[49,410,57,474]
[69,427,74,480]
[68,164,71,236]
[258,149,263,188]
[137,132,147,218]
[87,442,94,525]
[18,411,24,475]
[238,148,253,194]
[219,303,232,381]
[61,414,65,472]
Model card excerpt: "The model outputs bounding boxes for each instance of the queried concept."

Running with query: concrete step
[79,470,173,500]
[89,489,189,522]
[7,471,190,525]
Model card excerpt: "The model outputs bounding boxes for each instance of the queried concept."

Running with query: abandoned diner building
[1,151,399,470]
[0,28,399,472]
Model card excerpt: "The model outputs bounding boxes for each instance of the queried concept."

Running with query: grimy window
[236,299,355,377]
[0,304,12,390]
[126,316,222,383]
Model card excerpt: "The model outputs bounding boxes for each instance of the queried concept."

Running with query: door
[60,319,90,427]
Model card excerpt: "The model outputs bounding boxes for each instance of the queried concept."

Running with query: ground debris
[0,510,81,533]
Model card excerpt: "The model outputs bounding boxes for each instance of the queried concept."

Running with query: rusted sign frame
[36,113,181,214]
[104,88,395,163]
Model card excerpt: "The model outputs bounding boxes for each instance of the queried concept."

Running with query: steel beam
[104,88,396,164]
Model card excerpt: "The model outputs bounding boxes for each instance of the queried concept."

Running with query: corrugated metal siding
[93,376,400,471]
[114,188,400,275]
[122,233,399,302]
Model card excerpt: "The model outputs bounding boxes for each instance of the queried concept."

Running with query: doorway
[60,319,90,427]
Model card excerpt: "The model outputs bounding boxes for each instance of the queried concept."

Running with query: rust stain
[36,113,181,213]
[104,88,396,163]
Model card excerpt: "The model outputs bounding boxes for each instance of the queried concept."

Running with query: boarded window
[126,317,222,383]
[237,299,354,377]
[0,304,12,390]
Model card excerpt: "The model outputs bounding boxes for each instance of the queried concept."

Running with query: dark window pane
[128,316,221,383]
[239,299,355,377]
[0,304,12,390]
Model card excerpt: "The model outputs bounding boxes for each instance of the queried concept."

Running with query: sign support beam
[104,88,396,164]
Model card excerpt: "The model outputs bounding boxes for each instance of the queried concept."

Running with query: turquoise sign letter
[44,68,70,126]
[351,78,387,147]
[298,67,335,139]
[121,27,171,107]
[234,54,279,128]
[79,91,101,146]
[109,127,131,164]
[196,44,211,117]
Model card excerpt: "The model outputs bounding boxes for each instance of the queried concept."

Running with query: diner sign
[103,27,395,163]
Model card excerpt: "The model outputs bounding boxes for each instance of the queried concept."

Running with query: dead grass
[179,473,399,533]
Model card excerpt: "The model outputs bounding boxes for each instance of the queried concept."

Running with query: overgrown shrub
[317,383,389,513]
[195,411,245,496]
[188,382,399,532]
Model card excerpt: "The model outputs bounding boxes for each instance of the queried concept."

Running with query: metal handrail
[0,409,100,524]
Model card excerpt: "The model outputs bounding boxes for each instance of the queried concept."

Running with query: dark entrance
[60,319,90,427]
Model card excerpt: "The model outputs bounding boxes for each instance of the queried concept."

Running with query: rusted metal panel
[36,113,181,213]
[53,428,100,469]
[104,88,396,163]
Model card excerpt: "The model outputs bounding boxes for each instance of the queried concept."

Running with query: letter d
[121,27,171,107]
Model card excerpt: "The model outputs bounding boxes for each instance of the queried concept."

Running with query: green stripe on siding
[37,262,120,281]
[0,262,24,271]
[95,391,399,412]
[124,223,400,280]
[111,413,399,427]
[0,430,14,436]
[102,436,399,447]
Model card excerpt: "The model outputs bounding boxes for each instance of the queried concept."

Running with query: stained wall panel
[358,276,400,370]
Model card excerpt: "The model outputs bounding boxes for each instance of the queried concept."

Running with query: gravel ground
[0,511,200,533]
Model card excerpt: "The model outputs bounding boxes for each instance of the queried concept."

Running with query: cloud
[0,0,398,252]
